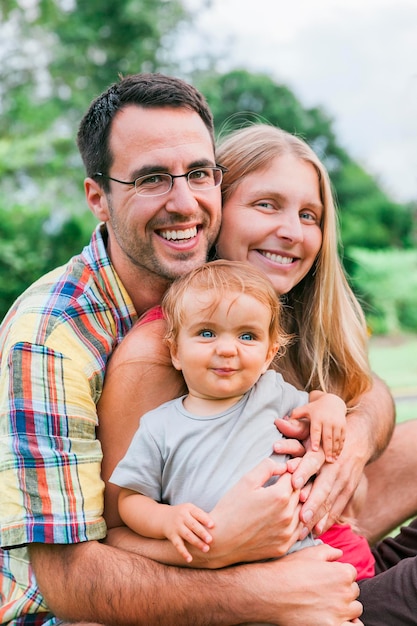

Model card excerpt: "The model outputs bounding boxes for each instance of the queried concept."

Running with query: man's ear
[84,177,111,222]
[261,342,280,374]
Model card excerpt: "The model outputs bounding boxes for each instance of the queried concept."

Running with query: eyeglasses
[94,166,227,197]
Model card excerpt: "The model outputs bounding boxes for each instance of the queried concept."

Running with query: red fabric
[137,305,164,325]
[320,523,375,580]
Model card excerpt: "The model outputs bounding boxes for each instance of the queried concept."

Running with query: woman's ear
[84,177,111,222]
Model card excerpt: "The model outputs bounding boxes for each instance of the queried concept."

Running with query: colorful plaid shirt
[0,223,137,624]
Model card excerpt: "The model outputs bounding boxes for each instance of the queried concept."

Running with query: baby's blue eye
[240,333,254,341]
[199,329,214,338]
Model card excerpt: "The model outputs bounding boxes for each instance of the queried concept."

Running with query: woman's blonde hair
[162,259,290,353]
[216,124,372,404]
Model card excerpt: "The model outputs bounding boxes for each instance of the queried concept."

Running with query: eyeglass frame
[93,165,227,197]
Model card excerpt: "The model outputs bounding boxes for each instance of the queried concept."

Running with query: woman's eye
[300,210,319,224]
[255,201,275,211]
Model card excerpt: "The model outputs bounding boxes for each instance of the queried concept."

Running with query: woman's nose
[275,212,304,243]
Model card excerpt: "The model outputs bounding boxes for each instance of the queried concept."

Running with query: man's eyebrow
[130,159,216,179]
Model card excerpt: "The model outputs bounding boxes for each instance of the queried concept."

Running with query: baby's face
[170,288,276,403]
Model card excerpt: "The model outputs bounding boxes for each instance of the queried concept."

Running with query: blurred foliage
[0,1,416,331]
[350,248,417,334]
[0,204,96,317]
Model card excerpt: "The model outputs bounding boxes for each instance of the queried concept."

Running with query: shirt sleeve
[109,414,164,502]
[0,340,106,548]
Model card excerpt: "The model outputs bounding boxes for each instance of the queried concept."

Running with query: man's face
[98,105,222,283]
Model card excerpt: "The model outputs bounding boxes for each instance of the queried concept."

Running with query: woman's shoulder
[109,306,169,369]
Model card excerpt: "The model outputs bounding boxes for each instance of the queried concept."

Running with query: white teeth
[262,251,294,264]
[160,227,197,241]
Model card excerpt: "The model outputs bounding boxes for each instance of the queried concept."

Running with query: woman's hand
[275,416,367,534]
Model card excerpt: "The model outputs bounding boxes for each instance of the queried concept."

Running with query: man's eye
[188,168,215,186]
[189,169,208,179]
[137,174,168,188]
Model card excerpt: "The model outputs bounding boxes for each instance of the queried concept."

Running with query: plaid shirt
[0,224,137,624]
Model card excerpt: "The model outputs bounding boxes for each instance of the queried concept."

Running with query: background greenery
[369,335,417,423]
[1,0,416,334]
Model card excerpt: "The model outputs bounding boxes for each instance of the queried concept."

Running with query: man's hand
[206,458,304,567]
[255,544,363,625]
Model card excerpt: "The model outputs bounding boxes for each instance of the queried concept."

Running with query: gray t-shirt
[110,370,320,552]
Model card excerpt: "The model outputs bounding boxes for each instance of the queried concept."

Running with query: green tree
[0,0,192,320]
[0,204,95,318]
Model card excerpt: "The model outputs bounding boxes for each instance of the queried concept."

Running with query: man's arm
[277,374,395,534]
[30,540,363,625]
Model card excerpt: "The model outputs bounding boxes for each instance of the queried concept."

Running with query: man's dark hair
[77,73,214,190]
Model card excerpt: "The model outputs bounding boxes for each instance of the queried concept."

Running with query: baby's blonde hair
[162,259,291,353]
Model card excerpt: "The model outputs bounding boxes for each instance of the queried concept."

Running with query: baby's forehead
[183,287,269,319]
[183,286,243,307]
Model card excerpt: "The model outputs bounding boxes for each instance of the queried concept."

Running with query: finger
[313,512,331,536]
[190,507,215,529]
[290,448,325,490]
[273,438,305,457]
[243,457,285,489]
[293,542,343,562]
[299,480,312,502]
[322,427,337,462]
[186,517,213,544]
[171,535,193,563]
[286,456,302,473]
[275,416,310,440]
[180,524,212,552]
[309,421,322,453]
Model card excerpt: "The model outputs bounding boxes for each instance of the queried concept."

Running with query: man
[0,71,395,625]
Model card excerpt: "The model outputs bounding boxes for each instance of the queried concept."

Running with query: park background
[1,0,416,422]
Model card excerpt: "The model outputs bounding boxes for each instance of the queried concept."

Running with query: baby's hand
[162,503,214,563]
[290,392,347,463]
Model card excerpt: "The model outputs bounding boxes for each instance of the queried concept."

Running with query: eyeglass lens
[134,167,222,196]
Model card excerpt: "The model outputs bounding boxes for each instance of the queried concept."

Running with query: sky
[182,0,417,203]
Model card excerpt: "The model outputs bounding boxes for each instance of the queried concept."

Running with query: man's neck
[120,264,171,317]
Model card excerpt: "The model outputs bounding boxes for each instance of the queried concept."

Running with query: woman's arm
[97,318,186,528]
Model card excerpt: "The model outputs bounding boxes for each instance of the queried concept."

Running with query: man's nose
[164,176,199,214]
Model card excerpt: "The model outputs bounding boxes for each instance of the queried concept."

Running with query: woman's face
[217,153,323,295]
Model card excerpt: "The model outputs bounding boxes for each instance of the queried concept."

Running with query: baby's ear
[261,342,280,373]
[169,342,182,371]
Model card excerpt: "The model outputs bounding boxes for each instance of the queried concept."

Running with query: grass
[369,333,417,423]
